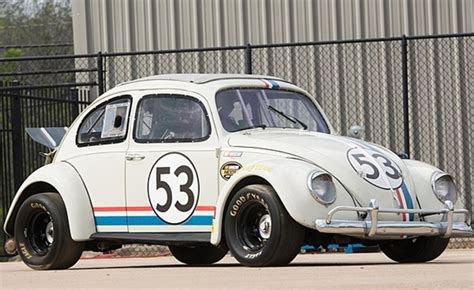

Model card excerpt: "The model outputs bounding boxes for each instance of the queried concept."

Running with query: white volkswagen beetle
[4,74,472,270]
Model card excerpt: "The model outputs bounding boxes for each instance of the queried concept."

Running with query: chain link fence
[0,34,473,256]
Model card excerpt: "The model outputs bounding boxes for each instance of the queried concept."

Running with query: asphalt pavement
[1,249,473,289]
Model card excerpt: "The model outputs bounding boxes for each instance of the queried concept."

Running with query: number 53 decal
[147,152,200,224]
[347,147,403,190]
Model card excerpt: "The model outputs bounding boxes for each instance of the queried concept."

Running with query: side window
[77,97,131,145]
[135,94,210,142]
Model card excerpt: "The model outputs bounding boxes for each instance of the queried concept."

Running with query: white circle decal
[147,152,199,224]
[347,147,403,190]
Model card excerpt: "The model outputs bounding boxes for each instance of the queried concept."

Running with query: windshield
[216,88,329,133]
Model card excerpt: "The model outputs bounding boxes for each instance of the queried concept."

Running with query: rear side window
[134,94,211,143]
[77,97,131,146]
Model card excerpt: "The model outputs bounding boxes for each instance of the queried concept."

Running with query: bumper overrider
[315,200,473,239]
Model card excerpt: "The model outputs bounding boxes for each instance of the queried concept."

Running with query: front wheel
[169,243,228,265]
[14,193,84,270]
[224,184,304,267]
[380,236,450,263]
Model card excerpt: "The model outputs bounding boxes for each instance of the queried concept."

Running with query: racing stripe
[95,215,213,226]
[93,205,215,226]
[394,188,407,221]
[401,183,415,221]
[394,183,414,221]
[261,79,280,89]
[268,79,280,89]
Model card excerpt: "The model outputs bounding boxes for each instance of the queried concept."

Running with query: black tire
[224,184,304,267]
[169,243,228,265]
[380,236,450,263]
[14,193,84,270]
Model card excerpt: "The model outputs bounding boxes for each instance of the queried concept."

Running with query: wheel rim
[258,214,272,239]
[236,201,271,252]
[26,212,53,256]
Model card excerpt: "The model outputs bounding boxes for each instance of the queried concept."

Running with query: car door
[66,95,132,233]
[125,91,219,235]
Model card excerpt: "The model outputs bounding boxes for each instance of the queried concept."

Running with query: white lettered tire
[224,184,304,266]
[14,193,84,270]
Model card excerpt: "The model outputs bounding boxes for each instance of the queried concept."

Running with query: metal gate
[0,82,91,256]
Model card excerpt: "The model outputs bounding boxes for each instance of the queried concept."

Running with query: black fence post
[401,35,410,158]
[70,88,79,118]
[245,43,252,74]
[10,80,24,191]
[97,51,104,95]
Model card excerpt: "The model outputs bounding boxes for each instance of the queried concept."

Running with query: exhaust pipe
[4,238,17,256]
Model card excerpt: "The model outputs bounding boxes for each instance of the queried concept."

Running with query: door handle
[125,154,145,161]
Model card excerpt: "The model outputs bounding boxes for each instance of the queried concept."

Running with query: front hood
[228,130,417,213]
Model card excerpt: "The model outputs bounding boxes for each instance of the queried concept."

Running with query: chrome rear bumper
[315,200,473,239]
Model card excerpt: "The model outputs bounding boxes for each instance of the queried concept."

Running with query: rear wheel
[169,243,228,265]
[14,193,84,270]
[380,236,450,263]
[224,184,304,267]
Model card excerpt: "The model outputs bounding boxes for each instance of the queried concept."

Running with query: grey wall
[72,0,474,54]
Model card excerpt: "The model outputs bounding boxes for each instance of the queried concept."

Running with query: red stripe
[93,206,128,212]
[196,205,215,211]
[93,205,215,212]
[395,189,406,222]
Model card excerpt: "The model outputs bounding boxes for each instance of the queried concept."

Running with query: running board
[90,232,211,245]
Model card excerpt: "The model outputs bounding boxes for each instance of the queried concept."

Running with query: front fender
[211,158,357,245]
[403,159,466,223]
[3,162,96,241]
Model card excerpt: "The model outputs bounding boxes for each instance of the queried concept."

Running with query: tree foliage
[0,0,73,55]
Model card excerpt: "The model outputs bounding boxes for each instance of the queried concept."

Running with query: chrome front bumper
[315,200,473,239]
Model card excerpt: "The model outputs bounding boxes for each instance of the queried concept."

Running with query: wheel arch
[4,181,58,235]
[212,175,271,246]
[3,162,96,241]
[211,158,318,245]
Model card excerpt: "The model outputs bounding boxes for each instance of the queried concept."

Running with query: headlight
[307,171,336,205]
[431,171,457,203]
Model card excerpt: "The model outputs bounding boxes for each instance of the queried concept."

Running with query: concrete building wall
[72,0,474,54]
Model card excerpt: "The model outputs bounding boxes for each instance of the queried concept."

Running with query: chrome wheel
[258,214,272,239]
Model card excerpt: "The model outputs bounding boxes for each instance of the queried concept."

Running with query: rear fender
[3,162,96,241]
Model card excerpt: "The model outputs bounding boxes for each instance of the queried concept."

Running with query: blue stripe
[268,79,280,89]
[401,183,415,221]
[95,216,127,225]
[95,215,213,226]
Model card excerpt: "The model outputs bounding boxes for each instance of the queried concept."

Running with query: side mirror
[348,125,364,139]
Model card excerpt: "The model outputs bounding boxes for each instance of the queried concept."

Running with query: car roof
[117,74,287,85]
[95,73,304,104]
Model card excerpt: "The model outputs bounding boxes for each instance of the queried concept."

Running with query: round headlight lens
[307,171,336,205]
[432,172,457,203]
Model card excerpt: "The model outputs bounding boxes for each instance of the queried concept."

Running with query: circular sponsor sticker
[220,161,242,180]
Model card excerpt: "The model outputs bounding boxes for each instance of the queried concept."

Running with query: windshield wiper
[268,105,308,130]
[235,124,267,132]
